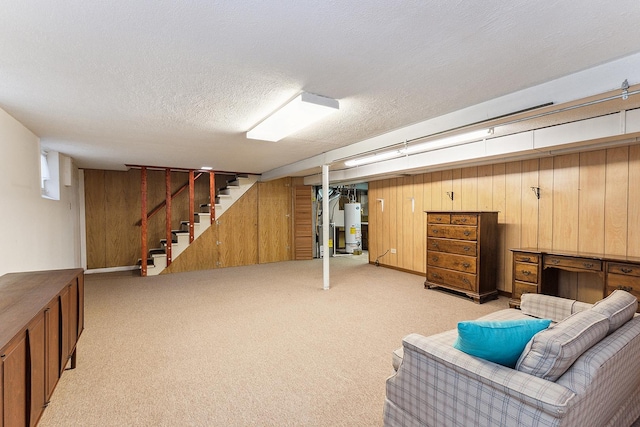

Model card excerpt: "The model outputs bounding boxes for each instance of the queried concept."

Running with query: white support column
[322,164,330,290]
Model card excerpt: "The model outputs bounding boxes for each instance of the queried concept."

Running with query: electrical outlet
[391,248,397,254]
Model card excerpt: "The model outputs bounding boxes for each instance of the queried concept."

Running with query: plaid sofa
[384,292,640,427]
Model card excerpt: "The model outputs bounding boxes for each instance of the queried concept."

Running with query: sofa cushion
[520,293,577,322]
[453,318,552,368]
[516,309,608,381]
[591,290,637,334]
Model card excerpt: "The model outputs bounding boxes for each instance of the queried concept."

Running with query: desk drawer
[427,266,476,292]
[427,213,450,224]
[544,256,602,272]
[608,263,640,277]
[427,238,477,256]
[607,275,640,304]
[513,281,538,300]
[514,262,539,283]
[451,214,477,225]
[514,253,539,264]
[427,252,476,274]
[427,225,477,241]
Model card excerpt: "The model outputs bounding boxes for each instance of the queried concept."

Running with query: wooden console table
[0,268,84,427]
[510,248,640,308]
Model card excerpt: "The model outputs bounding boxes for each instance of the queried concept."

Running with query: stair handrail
[135,172,203,226]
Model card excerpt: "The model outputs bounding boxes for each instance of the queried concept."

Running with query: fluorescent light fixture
[344,128,494,167]
[247,92,339,142]
[404,128,494,154]
[344,150,403,167]
[201,166,213,170]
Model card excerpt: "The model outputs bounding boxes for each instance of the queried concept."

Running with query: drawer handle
[431,273,442,280]
[621,267,633,274]
[583,262,594,268]
[463,231,470,236]
[462,278,471,285]
[617,285,633,292]
[432,242,439,248]
[522,270,530,276]
[462,262,471,269]
[463,246,471,252]
[459,218,467,223]
[431,256,439,262]
[521,257,531,262]
[551,259,560,265]
[432,229,439,234]
[435,217,442,221]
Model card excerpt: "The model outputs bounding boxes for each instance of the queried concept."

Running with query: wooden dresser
[510,248,640,308]
[424,211,499,303]
[0,268,84,427]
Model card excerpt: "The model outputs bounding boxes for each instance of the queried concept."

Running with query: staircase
[141,174,259,275]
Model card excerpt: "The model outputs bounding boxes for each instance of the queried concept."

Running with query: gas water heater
[344,203,362,253]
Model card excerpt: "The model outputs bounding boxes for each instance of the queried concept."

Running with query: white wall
[0,107,81,276]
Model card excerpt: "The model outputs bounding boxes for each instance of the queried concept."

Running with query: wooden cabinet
[0,268,84,427]
[424,211,499,303]
[510,248,640,308]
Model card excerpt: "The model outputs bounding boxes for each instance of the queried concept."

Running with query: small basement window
[40,150,60,200]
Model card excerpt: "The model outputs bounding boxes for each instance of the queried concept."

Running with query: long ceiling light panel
[247,92,339,142]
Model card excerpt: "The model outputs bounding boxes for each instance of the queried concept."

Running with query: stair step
[149,248,166,255]
[160,238,178,245]
[136,257,155,266]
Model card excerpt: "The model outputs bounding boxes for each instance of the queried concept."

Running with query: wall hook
[376,198,384,212]
[531,186,541,199]
[446,192,454,201]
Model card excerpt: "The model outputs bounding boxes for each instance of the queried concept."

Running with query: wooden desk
[510,248,640,308]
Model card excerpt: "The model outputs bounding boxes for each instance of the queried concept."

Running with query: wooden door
[258,178,292,263]
[59,288,69,375]
[293,186,313,260]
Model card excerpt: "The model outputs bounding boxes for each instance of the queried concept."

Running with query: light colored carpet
[38,254,508,427]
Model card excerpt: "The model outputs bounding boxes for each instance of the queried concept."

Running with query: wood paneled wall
[85,169,293,271]
[368,144,640,297]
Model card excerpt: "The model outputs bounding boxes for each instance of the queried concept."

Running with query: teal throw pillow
[453,318,552,368]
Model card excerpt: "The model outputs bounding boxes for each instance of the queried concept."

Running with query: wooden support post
[165,169,172,266]
[209,171,216,222]
[141,167,148,277]
[189,170,195,243]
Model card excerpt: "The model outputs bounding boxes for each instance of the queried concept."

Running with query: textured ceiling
[2,1,640,173]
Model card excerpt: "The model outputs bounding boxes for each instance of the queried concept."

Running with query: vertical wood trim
[505,161,522,294]
[431,171,442,210]
[381,180,390,264]
[413,174,426,273]
[628,145,640,257]
[388,179,398,267]
[538,157,554,249]
[553,154,580,251]
[368,180,378,263]
[521,159,539,248]
[604,147,629,256]
[140,167,148,276]
[189,170,195,243]
[451,169,462,210]
[209,171,216,222]
[578,150,606,253]
[460,167,478,210]
[441,170,453,209]
[165,169,172,265]
[492,163,506,291]
[477,165,493,210]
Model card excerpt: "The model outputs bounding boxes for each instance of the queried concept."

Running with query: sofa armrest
[385,332,576,426]
[520,293,592,322]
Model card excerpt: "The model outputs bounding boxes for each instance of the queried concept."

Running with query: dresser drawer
[427,225,477,241]
[544,255,602,272]
[427,266,476,292]
[427,252,477,274]
[608,263,640,277]
[514,262,539,283]
[513,281,538,300]
[514,253,539,264]
[451,214,477,226]
[427,213,450,224]
[427,238,477,256]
